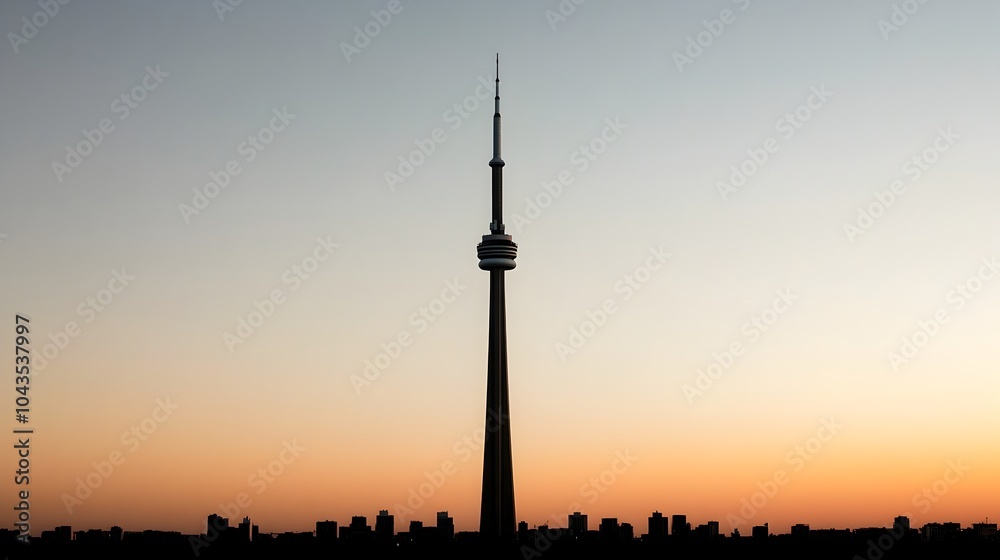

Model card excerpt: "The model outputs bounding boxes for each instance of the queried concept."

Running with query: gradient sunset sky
[2,0,1000,537]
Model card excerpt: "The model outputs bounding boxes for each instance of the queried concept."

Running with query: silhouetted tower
[375,510,394,543]
[648,511,668,540]
[478,54,518,542]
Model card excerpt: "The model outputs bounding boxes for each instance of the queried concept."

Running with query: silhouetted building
[647,511,668,540]
[316,520,337,541]
[856,526,890,544]
[707,520,720,539]
[895,515,910,533]
[349,515,372,544]
[791,523,810,539]
[75,529,109,543]
[207,514,229,535]
[376,510,394,543]
[403,519,441,544]
[922,522,961,542]
[752,523,769,540]
[275,531,313,546]
[973,522,998,540]
[694,520,720,541]
[535,524,556,548]
[600,518,619,541]
[110,525,123,542]
[672,515,689,539]
[202,513,237,545]
[812,528,852,542]
[621,522,634,541]
[517,521,529,542]
[478,55,518,543]
[41,525,72,543]
[437,511,455,540]
[569,512,589,537]
[238,516,252,542]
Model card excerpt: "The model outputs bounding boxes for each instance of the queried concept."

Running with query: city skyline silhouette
[2,2,999,556]
[7,507,1000,559]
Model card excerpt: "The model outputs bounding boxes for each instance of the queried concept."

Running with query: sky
[1,0,1000,538]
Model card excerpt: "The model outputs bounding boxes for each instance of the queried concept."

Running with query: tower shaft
[479,270,515,540]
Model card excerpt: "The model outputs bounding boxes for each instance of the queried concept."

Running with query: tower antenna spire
[494,54,500,122]
[489,54,504,232]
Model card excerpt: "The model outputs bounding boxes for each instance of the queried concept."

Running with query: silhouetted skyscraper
[349,515,371,543]
[569,512,589,537]
[648,511,668,540]
[437,511,455,540]
[478,55,518,542]
[316,520,337,541]
[375,510,393,543]
[672,514,689,539]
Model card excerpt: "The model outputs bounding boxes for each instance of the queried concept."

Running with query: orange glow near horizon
[17,403,1000,535]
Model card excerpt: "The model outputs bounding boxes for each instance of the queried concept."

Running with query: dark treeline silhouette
[3,513,1000,559]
